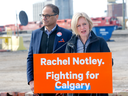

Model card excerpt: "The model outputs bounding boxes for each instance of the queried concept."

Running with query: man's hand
[29,80,39,96]
[29,81,34,92]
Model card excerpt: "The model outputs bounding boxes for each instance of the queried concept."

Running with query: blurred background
[0,0,128,96]
[0,0,128,30]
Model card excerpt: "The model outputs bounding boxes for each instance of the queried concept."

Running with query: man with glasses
[27,4,72,96]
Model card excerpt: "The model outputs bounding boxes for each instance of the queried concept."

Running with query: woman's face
[77,17,90,38]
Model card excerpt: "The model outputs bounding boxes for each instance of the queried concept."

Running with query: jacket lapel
[53,26,62,51]
[36,29,43,53]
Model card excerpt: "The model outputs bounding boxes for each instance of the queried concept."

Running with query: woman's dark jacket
[65,31,111,53]
[65,31,113,96]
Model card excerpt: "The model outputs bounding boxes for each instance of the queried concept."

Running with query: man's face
[42,7,58,27]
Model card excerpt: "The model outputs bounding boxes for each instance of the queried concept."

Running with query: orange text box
[34,52,112,93]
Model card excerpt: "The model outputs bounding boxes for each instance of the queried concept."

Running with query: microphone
[52,40,69,53]
[52,37,72,53]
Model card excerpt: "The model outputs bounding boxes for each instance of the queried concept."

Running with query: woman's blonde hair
[71,12,93,35]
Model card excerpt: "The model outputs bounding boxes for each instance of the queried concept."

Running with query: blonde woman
[65,12,113,96]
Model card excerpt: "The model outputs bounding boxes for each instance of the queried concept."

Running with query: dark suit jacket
[27,25,72,84]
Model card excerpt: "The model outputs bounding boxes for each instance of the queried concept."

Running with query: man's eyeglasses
[39,14,57,19]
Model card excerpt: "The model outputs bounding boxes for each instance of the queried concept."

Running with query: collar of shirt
[77,32,92,53]
[44,25,57,35]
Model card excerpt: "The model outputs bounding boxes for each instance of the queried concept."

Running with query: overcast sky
[0,0,123,26]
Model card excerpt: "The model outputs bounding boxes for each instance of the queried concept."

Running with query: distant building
[107,0,116,3]
[54,0,73,20]
[126,0,128,17]
[107,3,127,17]
[33,0,73,21]
[33,2,44,21]
[44,0,53,5]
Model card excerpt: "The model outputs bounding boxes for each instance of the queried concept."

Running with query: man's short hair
[43,4,59,15]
